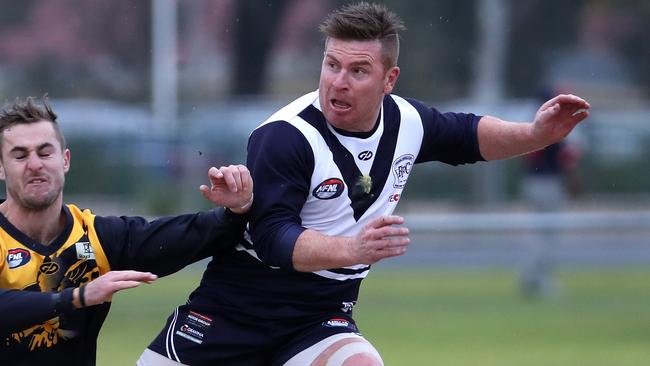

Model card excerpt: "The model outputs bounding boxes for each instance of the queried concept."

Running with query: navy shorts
[147,303,361,366]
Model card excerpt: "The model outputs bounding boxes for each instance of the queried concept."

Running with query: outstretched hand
[350,215,410,265]
[76,270,158,308]
[199,165,253,214]
[532,94,590,145]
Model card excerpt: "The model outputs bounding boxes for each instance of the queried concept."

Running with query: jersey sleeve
[246,121,314,270]
[406,98,485,165]
[0,287,75,334]
[95,208,247,276]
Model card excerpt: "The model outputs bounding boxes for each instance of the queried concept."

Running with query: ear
[0,161,5,181]
[383,66,400,95]
[63,148,71,174]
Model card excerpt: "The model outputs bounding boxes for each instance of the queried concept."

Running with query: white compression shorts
[283,333,384,366]
[136,348,188,366]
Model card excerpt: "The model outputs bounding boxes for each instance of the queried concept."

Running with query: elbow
[251,225,304,271]
[254,241,296,271]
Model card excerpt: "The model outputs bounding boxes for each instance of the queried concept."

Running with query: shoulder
[65,204,97,226]
[249,92,324,157]
[257,91,319,130]
[384,94,431,123]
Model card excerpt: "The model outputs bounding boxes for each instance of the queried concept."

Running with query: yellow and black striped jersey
[0,203,247,366]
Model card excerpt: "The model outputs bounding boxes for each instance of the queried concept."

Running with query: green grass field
[98,267,650,366]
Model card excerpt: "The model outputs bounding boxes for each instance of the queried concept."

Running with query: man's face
[0,121,69,211]
[319,37,400,132]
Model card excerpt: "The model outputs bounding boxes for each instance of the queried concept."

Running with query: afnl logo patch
[7,248,31,269]
[75,242,96,260]
[312,178,345,200]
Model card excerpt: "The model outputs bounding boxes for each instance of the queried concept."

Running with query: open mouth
[331,99,351,111]
[27,177,48,185]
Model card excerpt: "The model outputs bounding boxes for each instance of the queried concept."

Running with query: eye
[10,151,27,160]
[351,67,368,78]
[38,147,55,158]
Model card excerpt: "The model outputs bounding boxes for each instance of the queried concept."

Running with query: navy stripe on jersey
[326,266,370,275]
[406,98,484,165]
[298,99,400,221]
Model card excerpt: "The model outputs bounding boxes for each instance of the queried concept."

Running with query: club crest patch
[392,154,414,188]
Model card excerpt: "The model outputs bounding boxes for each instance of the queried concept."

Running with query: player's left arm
[199,165,253,214]
[95,165,252,276]
[478,94,590,161]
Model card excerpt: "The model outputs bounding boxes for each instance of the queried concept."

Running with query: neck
[0,198,65,246]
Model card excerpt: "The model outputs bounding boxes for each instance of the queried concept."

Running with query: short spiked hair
[0,96,66,156]
[319,2,406,69]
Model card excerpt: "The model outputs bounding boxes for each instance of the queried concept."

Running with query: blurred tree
[616,1,650,97]
[506,0,650,99]
[380,0,477,101]
[0,0,151,101]
[505,0,585,97]
[231,0,289,96]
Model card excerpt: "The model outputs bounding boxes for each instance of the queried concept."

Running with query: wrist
[52,288,76,314]
[228,194,253,214]
[72,285,87,309]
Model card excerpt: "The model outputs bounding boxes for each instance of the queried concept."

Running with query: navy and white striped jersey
[192,91,483,319]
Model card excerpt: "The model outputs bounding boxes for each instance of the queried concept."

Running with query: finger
[538,95,562,111]
[374,245,408,259]
[366,215,404,229]
[379,236,410,248]
[237,166,252,193]
[373,226,410,240]
[112,280,146,292]
[220,166,241,192]
[108,270,158,282]
[562,94,589,106]
[199,184,210,197]
[569,109,589,124]
[207,166,223,184]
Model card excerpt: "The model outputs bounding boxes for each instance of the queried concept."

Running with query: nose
[331,70,349,90]
[25,153,44,171]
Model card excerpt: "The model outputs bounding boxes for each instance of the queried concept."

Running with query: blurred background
[1,0,649,365]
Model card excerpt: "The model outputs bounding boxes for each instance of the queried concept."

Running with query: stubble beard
[10,185,63,212]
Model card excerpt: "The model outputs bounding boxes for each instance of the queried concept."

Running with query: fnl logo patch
[7,248,31,269]
[312,178,345,200]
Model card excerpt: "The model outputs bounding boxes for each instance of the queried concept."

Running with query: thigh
[146,305,273,366]
[275,315,383,366]
[282,333,383,366]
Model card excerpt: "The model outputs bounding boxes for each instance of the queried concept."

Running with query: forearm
[292,229,356,272]
[133,209,246,275]
[100,208,247,276]
[0,288,76,333]
[477,116,543,161]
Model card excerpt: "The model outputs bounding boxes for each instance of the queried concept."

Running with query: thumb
[199,185,212,199]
